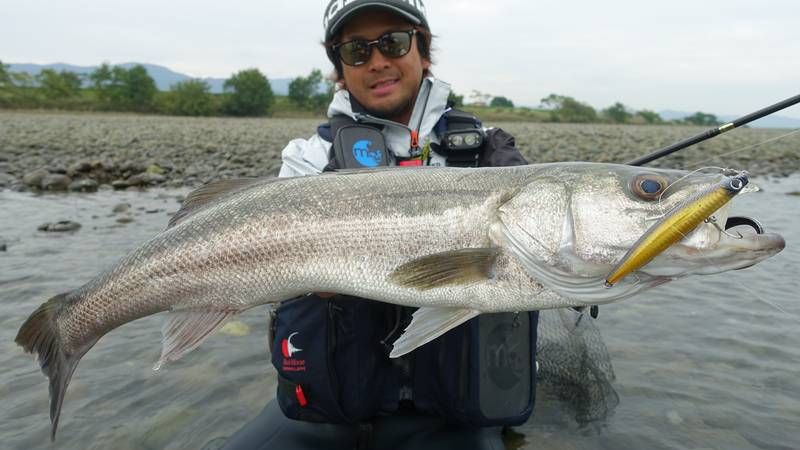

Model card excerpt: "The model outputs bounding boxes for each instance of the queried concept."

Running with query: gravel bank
[1,111,798,192]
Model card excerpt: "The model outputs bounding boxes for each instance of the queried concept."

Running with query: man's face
[339,9,430,124]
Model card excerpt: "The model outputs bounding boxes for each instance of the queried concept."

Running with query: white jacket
[278,77,452,177]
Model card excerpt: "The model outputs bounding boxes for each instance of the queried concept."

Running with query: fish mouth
[646,216,786,277]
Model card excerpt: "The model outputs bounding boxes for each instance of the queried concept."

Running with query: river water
[1,176,798,450]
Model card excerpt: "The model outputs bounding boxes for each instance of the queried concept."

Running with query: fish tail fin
[15,292,96,441]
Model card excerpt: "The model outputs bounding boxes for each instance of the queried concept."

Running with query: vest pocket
[413,312,539,426]
[271,296,348,422]
[270,295,393,423]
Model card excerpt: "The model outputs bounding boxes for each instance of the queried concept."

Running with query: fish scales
[57,167,537,349]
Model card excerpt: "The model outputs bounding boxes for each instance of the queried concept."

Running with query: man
[221,2,539,449]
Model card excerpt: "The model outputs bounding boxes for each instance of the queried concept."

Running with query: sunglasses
[332,30,417,67]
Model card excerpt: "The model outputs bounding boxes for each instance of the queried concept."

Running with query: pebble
[37,221,82,232]
[127,172,167,186]
[41,173,72,191]
[146,164,166,175]
[68,178,99,192]
[112,202,131,213]
[116,216,134,224]
[0,172,16,187]
[111,179,129,190]
[67,161,92,176]
[22,168,49,187]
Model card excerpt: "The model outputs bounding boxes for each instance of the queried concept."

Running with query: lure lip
[604,171,751,287]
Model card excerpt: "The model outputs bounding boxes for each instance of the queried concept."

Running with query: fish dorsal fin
[154,307,247,370]
[168,178,265,228]
[388,248,500,290]
[389,307,480,358]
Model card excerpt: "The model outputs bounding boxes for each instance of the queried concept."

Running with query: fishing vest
[269,110,539,427]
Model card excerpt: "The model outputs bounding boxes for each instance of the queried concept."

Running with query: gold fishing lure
[605,171,750,287]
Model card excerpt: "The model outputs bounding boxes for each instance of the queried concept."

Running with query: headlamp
[443,130,484,153]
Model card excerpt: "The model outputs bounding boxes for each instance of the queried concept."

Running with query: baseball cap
[323,0,429,42]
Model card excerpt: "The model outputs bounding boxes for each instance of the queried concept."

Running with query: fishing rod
[627,93,800,166]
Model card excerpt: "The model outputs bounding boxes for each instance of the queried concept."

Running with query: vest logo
[352,139,382,167]
[485,324,524,390]
[282,332,303,358]
[281,332,306,372]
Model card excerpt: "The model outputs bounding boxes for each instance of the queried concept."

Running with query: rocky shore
[1,111,798,192]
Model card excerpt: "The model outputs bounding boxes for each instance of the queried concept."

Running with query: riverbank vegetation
[1,61,726,126]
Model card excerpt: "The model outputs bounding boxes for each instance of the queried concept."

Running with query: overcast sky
[3,0,799,118]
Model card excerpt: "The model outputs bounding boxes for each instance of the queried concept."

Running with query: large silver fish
[16,163,785,439]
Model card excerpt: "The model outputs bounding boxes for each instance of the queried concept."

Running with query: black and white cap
[323,0,429,42]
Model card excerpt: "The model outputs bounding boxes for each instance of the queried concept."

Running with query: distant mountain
[7,62,295,95]
[659,109,800,129]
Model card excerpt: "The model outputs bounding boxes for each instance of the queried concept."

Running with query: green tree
[490,96,514,108]
[124,65,157,111]
[37,69,83,99]
[223,68,274,116]
[165,79,215,116]
[90,63,113,89]
[603,102,631,123]
[684,112,720,126]
[0,60,10,87]
[447,91,464,108]
[289,69,329,111]
[540,94,597,123]
[89,64,156,111]
[636,109,663,124]
[10,71,35,88]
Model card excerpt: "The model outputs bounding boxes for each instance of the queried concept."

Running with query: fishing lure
[605,171,750,287]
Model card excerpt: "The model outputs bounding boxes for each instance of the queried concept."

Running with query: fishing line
[686,127,800,170]
[667,129,799,315]
[648,166,728,219]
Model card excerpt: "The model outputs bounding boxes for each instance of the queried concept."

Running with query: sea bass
[16,163,785,439]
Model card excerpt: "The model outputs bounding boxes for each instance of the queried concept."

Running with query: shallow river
[1,176,798,450]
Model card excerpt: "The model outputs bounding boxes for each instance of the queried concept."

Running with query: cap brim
[326,3,422,40]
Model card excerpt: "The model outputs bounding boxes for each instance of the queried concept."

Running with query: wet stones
[68,178,100,192]
[41,173,73,191]
[112,202,131,214]
[67,160,93,176]
[126,171,166,187]
[0,172,17,187]
[37,220,82,232]
[22,168,49,187]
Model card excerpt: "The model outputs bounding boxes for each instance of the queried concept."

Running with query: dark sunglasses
[332,30,417,67]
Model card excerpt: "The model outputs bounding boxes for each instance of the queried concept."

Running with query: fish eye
[631,174,669,201]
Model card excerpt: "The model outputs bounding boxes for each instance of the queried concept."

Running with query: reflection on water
[1,175,799,450]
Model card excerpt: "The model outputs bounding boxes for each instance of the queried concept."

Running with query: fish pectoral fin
[155,307,245,370]
[389,307,480,358]
[388,248,500,290]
